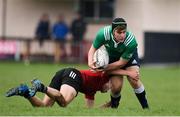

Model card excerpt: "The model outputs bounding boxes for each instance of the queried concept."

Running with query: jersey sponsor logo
[69,71,77,79]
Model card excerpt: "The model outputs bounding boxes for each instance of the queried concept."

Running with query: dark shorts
[109,48,140,69]
[49,68,83,93]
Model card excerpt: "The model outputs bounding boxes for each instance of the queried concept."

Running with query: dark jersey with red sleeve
[79,70,109,100]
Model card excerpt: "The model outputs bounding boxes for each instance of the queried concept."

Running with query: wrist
[126,71,130,76]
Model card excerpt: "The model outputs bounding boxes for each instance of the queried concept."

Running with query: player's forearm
[88,45,96,67]
[109,69,129,76]
[109,68,139,81]
[104,60,127,71]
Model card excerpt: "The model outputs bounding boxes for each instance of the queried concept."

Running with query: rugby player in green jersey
[88,17,149,109]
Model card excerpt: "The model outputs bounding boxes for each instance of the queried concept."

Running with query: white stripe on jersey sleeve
[107,27,110,40]
[104,28,107,41]
[104,26,110,41]
[125,36,134,46]
[124,32,133,45]
[124,33,132,44]
[124,32,134,46]
[125,35,133,45]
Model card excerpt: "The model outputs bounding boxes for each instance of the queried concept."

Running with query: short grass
[0,62,180,116]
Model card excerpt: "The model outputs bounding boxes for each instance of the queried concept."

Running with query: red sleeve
[85,93,95,100]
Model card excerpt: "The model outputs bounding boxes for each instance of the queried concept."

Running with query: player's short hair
[112,17,127,32]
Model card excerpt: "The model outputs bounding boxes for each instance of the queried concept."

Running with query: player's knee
[111,85,122,93]
[128,77,142,89]
[54,94,67,107]
[42,95,55,107]
[110,76,123,92]
[43,103,53,107]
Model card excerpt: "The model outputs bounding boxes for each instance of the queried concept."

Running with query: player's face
[113,29,126,43]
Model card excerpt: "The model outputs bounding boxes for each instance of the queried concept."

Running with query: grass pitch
[0,62,180,116]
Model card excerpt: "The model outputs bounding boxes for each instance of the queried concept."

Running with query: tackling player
[6,67,138,108]
[88,17,149,109]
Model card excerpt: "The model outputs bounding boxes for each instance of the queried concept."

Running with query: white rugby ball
[93,45,109,68]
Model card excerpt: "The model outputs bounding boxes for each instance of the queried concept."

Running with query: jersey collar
[111,33,121,48]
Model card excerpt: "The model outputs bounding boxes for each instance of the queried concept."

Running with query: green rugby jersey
[93,26,138,60]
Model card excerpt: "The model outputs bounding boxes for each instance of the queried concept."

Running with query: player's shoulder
[80,69,94,75]
[103,25,112,41]
[80,69,90,73]
[124,30,137,47]
[80,69,103,76]
[96,25,112,40]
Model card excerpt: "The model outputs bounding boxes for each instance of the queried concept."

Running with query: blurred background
[0,0,180,64]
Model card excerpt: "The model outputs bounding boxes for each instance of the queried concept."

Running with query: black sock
[23,89,32,99]
[40,84,47,93]
[36,83,47,93]
[135,90,149,109]
[111,95,121,108]
[43,86,47,93]
[24,92,31,99]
